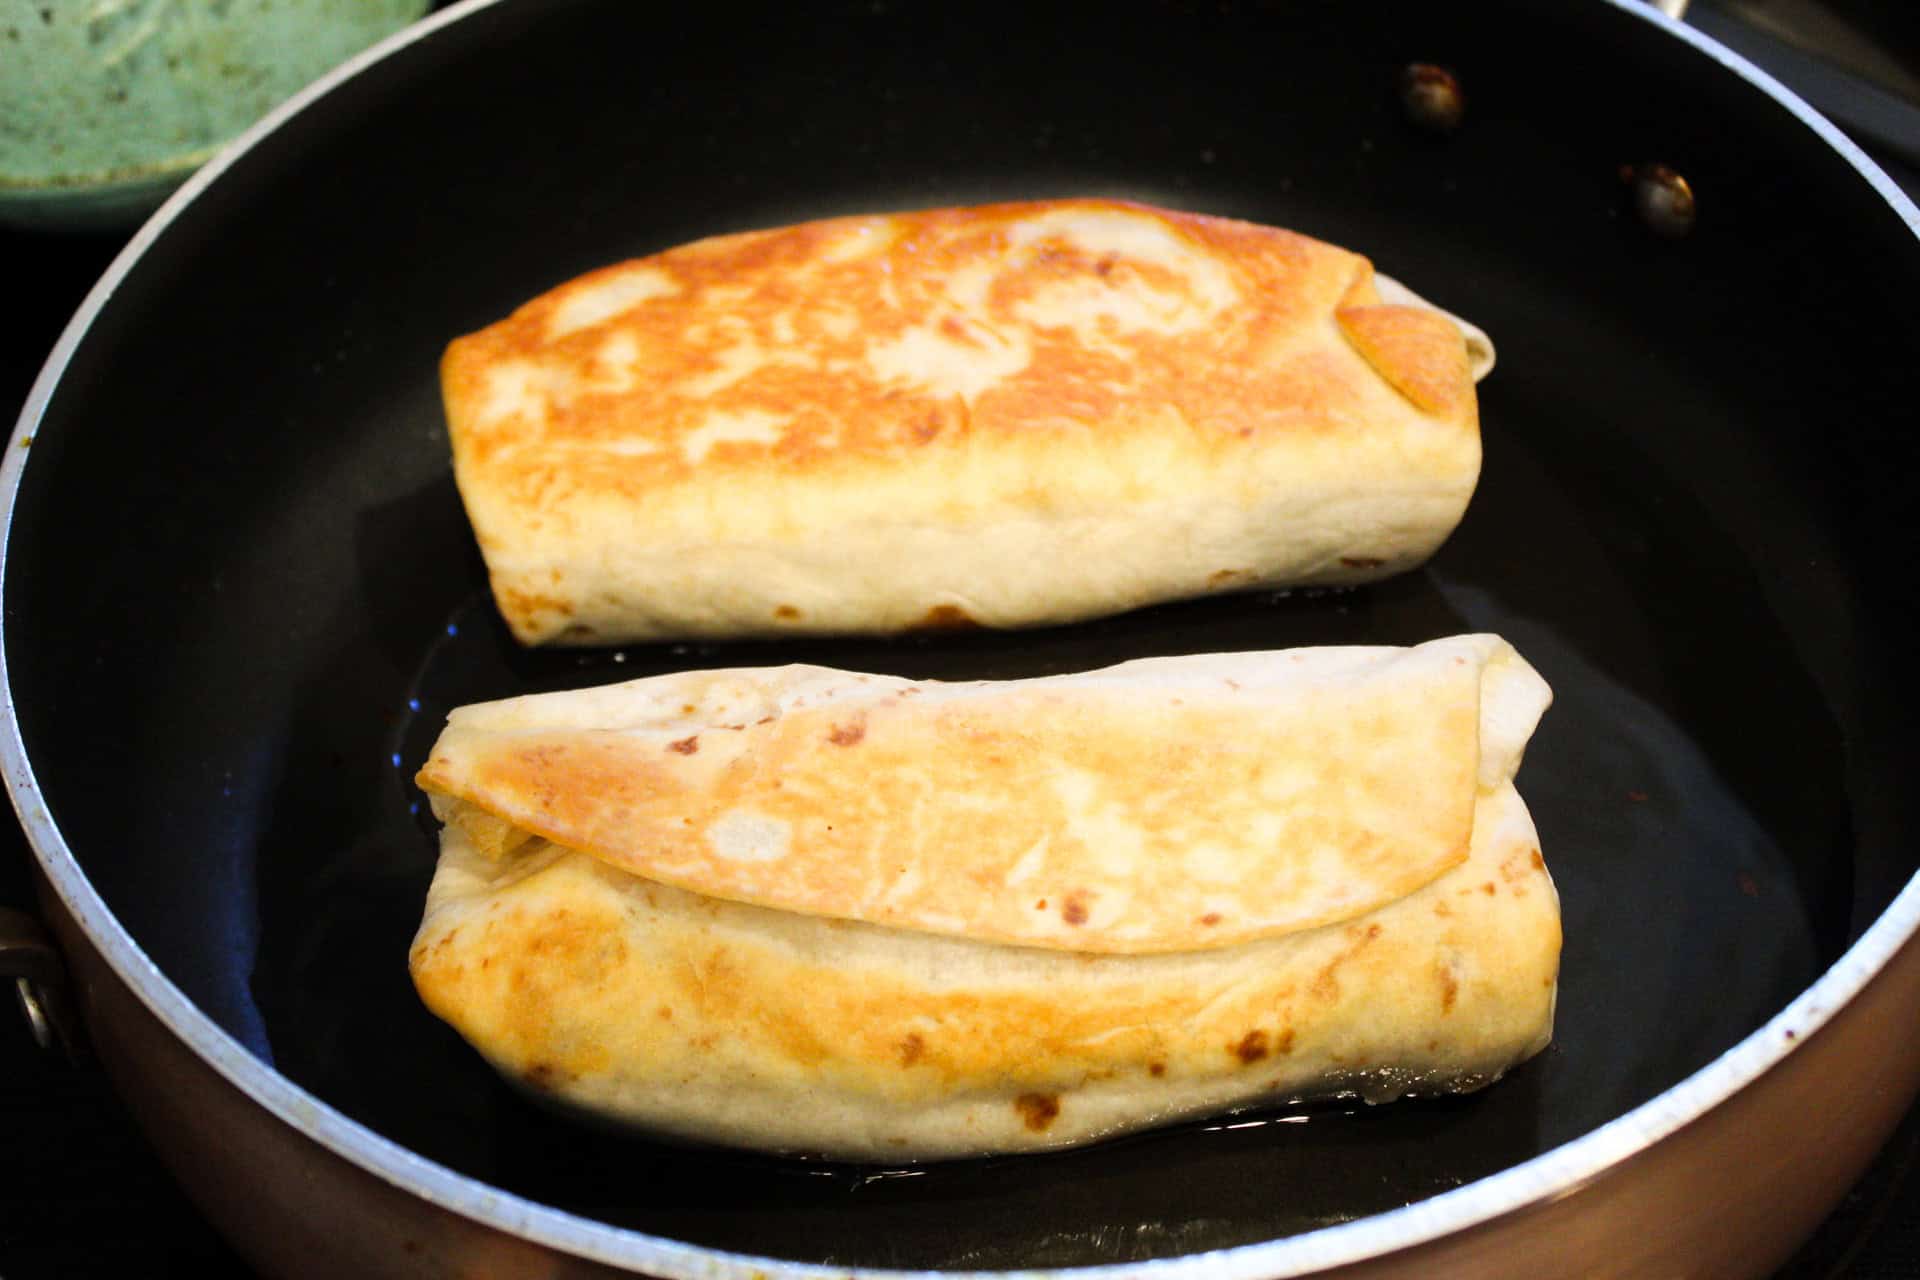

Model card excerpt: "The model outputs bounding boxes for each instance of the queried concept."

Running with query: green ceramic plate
[1,0,429,231]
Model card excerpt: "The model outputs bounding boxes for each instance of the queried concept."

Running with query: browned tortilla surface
[410,637,1559,1158]
[440,199,1484,644]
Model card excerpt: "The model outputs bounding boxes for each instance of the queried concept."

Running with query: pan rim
[4,0,1919,1276]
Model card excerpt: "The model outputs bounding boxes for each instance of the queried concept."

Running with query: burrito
[440,198,1492,646]
[409,635,1559,1160]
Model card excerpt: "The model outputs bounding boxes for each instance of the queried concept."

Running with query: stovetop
[3,3,1918,1276]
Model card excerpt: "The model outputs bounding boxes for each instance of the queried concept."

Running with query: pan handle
[0,907,84,1062]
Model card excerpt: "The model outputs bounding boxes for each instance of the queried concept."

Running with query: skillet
[5,0,1920,1274]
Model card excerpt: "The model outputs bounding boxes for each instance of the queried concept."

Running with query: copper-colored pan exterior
[38,862,1920,1280]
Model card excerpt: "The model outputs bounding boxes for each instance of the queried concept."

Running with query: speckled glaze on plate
[0,0,426,231]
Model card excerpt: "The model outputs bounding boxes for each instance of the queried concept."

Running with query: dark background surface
[5,1,1920,1277]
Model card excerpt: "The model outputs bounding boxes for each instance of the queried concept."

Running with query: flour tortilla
[410,636,1559,1159]
[440,199,1491,645]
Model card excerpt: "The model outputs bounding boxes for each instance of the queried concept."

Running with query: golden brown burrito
[409,635,1558,1160]
[441,198,1493,646]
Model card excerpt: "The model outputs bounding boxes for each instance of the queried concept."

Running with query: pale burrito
[409,635,1559,1159]
[440,198,1492,646]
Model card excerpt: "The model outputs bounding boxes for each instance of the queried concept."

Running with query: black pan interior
[8,0,1920,1269]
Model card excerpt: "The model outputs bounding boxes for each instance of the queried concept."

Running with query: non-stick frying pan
[7,0,1920,1275]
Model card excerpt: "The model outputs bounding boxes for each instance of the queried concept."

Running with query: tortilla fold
[409,635,1558,1159]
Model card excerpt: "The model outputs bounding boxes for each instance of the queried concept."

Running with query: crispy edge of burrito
[408,637,1558,1159]
[440,198,1485,645]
